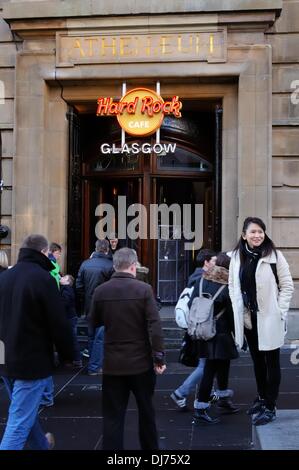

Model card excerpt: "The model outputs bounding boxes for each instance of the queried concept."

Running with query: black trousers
[102,368,158,450]
[245,321,281,409]
[197,359,231,403]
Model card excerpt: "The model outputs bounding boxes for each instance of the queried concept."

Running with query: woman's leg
[264,348,281,410]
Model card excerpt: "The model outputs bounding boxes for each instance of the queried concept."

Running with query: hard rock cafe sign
[96,87,182,137]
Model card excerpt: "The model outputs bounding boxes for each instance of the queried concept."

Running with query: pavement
[1,348,299,450]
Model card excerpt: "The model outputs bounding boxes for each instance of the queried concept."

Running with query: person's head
[95,239,110,254]
[21,234,49,257]
[196,249,217,271]
[109,237,119,251]
[49,242,62,261]
[215,252,231,270]
[113,248,138,276]
[0,250,9,269]
[60,274,74,286]
[234,217,276,258]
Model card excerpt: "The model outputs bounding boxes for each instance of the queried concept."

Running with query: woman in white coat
[229,217,294,426]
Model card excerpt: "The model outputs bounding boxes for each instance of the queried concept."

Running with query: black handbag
[178,332,198,367]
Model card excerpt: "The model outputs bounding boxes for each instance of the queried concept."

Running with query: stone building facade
[0,1,298,331]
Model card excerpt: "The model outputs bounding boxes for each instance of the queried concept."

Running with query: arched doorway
[68,103,222,303]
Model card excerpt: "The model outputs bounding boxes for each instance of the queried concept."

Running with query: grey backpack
[187,277,226,340]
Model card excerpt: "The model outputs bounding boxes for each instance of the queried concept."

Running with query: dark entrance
[67,101,222,302]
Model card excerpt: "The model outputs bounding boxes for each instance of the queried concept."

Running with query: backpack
[174,286,194,329]
[187,277,226,340]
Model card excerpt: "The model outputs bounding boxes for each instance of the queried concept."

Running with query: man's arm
[144,286,165,368]
[43,276,75,362]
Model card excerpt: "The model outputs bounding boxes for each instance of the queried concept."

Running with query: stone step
[76,317,184,348]
[253,410,299,449]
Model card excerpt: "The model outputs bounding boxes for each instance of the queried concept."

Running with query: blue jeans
[176,358,206,398]
[88,326,104,372]
[40,376,54,407]
[0,376,52,450]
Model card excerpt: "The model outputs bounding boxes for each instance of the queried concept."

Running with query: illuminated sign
[100,143,177,155]
[96,87,182,137]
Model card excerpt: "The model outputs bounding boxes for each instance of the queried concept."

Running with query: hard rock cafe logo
[96,87,182,137]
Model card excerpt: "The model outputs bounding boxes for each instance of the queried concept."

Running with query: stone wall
[0,1,15,262]
[267,0,299,309]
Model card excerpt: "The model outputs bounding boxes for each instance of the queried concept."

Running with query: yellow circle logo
[117,88,164,137]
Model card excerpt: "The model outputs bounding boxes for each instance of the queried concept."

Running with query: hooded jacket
[0,248,75,379]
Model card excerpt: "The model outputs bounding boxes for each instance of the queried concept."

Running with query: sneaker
[82,349,90,358]
[192,409,220,425]
[170,392,188,410]
[246,397,265,415]
[45,432,55,450]
[252,407,276,426]
[209,393,219,404]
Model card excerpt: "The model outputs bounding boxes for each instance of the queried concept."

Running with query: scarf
[239,243,263,313]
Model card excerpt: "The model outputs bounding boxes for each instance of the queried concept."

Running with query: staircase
[77,306,183,350]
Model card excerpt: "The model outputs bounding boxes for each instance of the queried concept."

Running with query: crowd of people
[0,216,294,450]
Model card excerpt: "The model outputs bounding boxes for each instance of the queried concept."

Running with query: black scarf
[239,243,263,313]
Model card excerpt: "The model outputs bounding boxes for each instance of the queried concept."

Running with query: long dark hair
[233,217,277,265]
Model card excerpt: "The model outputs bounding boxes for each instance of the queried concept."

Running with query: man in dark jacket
[89,247,166,450]
[0,234,74,450]
[76,239,113,317]
[76,239,113,373]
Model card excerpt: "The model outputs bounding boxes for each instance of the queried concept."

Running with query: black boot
[246,397,265,415]
[216,397,240,414]
[192,409,220,425]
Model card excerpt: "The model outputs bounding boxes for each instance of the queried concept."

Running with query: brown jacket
[89,272,164,375]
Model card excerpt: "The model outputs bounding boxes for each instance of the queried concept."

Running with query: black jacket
[90,272,165,375]
[0,248,75,379]
[76,252,113,316]
[61,285,77,319]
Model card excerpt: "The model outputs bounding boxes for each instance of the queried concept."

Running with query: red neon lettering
[170,96,182,117]
[96,97,112,115]
[118,101,128,114]
[141,96,154,116]
[127,97,138,114]
[109,101,119,115]
[152,101,162,113]
[162,101,172,114]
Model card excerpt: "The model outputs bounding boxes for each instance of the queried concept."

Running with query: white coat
[229,250,294,351]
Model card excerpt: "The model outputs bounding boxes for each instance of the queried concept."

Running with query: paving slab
[253,410,299,450]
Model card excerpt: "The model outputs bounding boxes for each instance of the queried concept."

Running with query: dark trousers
[245,322,281,409]
[102,369,158,450]
[197,359,230,403]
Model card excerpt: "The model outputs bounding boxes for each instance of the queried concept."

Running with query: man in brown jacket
[89,247,166,450]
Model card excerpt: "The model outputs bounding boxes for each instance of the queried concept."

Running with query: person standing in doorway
[0,234,74,450]
[229,217,294,425]
[90,248,166,450]
[48,242,62,288]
